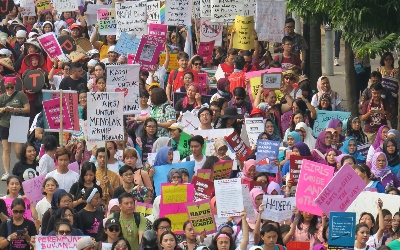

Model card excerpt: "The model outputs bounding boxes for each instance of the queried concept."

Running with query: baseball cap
[104,218,120,228]
[87,59,98,67]
[168,123,183,130]
[15,30,27,38]
[76,237,94,250]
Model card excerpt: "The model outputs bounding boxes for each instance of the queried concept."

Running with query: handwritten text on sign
[165,0,193,26]
[262,196,296,222]
[313,110,351,136]
[255,0,286,42]
[22,175,46,205]
[210,0,244,23]
[147,1,161,23]
[87,92,124,141]
[114,32,140,57]
[262,73,282,89]
[53,0,78,12]
[232,15,254,50]
[115,1,147,39]
[36,236,86,250]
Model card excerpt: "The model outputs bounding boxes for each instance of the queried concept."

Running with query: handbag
[0,91,19,119]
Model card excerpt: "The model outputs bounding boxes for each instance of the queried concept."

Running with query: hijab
[287,131,301,145]
[328,119,344,143]
[315,131,332,154]
[267,181,281,195]
[371,125,389,150]
[293,142,312,156]
[51,189,67,214]
[325,148,339,167]
[383,138,400,167]
[152,137,171,153]
[29,54,40,70]
[250,188,264,211]
[103,198,120,227]
[264,118,281,141]
[153,146,172,166]
[242,159,256,182]
[387,129,400,149]
[213,138,229,159]
[346,116,367,144]
[341,137,365,161]
[167,168,182,183]
[216,78,232,100]
[316,76,332,97]
[371,152,391,178]
[295,122,316,149]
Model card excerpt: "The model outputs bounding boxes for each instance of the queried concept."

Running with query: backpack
[277,53,295,65]
[112,211,141,229]
[276,245,285,250]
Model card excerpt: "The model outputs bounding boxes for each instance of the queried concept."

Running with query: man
[359,71,395,111]
[284,18,308,70]
[215,48,238,80]
[273,36,301,71]
[209,101,221,126]
[152,218,172,247]
[168,123,182,151]
[113,165,135,199]
[89,142,124,172]
[228,56,246,93]
[109,193,146,248]
[182,135,207,174]
[196,107,213,130]
[49,62,70,90]
[59,62,86,90]
[242,50,258,72]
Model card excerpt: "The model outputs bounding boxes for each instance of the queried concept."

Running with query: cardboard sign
[197,41,215,63]
[42,97,73,130]
[245,68,283,103]
[315,164,366,214]
[261,72,282,89]
[159,53,178,71]
[200,18,222,46]
[147,1,161,24]
[181,111,201,132]
[36,236,87,250]
[200,0,210,17]
[134,35,165,71]
[178,131,195,159]
[36,0,51,12]
[262,196,296,222]
[22,174,45,205]
[232,15,254,50]
[115,1,147,39]
[192,176,214,201]
[20,4,36,16]
[296,159,334,216]
[134,202,153,217]
[8,116,29,143]
[212,160,233,180]
[187,200,217,234]
[224,131,252,162]
[148,23,167,38]
[114,32,140,57]
[23,69,45,92]
[255,0,286,42]
[153,161,195,196]
[256,139,280,173]
[53,0,78,12]
[197,169,212,180]
[0,76,22,93]
[97,9,117,36]
[328,212,356,248]
[214,178,244,217]
[3,198,32,220]
[245,117,264,148]
[289,155,313,186]
[241,184,256,218]
[313,110,350,137]
[255,56,270,70]
[57,35,77,54]
[210,0,243,23]
[286,242,311,250]
[165,0,193,26]
[38,33,63,61]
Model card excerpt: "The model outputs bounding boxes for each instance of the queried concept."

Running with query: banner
[245,117,264,148]
[200,18,223,46]
[114,32,140,57]
[134,35,165,71]
[53,0,78,12]
[210,0,243,23]
[255,0,286,42]
[214,178,243,217]
[313,110,350,137]
[165,0,192,26]
[38,33,63,61]
[296,159,334,216]
[87,92,124,142]
[224,131,252,162]
[255,139,280,173]
[148,23,167,38]
[36,236,87,250]
[192,176,214,201]
[197,41,215,63]
[261,196,296,222]
[115,1,147,39]
[42,97,72,130]
[4,198,32,220]
[181,111,201,132]
[106,64,140,114]
[153,161,195,195]
[328,212,356,248]
[187,200,217,234]
[212,160,233,180]
[232,15,254,50]
[147,1,161,24]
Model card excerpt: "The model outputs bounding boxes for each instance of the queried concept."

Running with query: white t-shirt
[50,75,64,90]
[146,66,167,89]
[182,155,207,175]
[37,154,55,176]
[311,92,341,110]
[107,162,119,174]
[36,197,51,221]
[45,170,80,192]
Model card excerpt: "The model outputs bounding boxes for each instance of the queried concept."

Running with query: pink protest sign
[296,159,334,216]
[68,161,80,174]
[22,175,46,206]
[97,9,111,20]
[43,97,72,130]
[3,198,32,220]
[38,33,63,61]
[127,54,135,64]
[245,67,282,79]
[198,73,207,85]
[148,23,168,39]
[48,91,79,132]
[315,164,366,214]
[134,35,165,71]
[197,41,215,63]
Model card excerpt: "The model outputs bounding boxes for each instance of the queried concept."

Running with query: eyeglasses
[284,43,293,46]
[158,226,171,231]
[123,173,133,177]
[107,226,121,232]
[114,245,128,250]
[146,126,157,129]
[171,36,176,39]
[61,199,72,204]
[285,77,295,81]
[235,97,244,100]
[193,63,202,66]
[58,230,72,235]
[63,214,74,218]
[385,58,393,61]
[5,86,14,90]
[12,210,25,214]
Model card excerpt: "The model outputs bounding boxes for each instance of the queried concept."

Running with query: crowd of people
[0,2,399,250]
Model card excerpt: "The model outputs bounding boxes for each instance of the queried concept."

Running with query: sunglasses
[5,86,14,90]
[58,230,72,235]
[235,97,244,100]
[107,226,121,232]
[193,63,201,66]
[285,77,295,81]
[12,210,25,214]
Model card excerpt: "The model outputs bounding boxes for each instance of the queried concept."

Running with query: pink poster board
[22,175,46,206]
[245,67,282,79]
[3,198,32,220]
[38,33,63,61]
[68,161,79,174]
[134,35,165,71]
[42,97,73,130]
[148,23,168,39]
[315,164,366,214]
[197,41,215,63]
[127,54,135,64]
[97,9,110,20]
[296,159,334,216]
[48,92,79,131]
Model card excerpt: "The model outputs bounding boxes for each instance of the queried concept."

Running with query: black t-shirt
[59,76,87,90]
[112,186,128,199]
[12,161,37,180]
[0,219,37,250]
[43,211,83,235]
[69,182,103,212]
[175,99,195,114]
[0,200,8,224]
[77,209,105,239]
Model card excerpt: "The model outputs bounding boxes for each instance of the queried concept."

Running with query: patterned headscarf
[371,152,391,178]
[371,125,389,150]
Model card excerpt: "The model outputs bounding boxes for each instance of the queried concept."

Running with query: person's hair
[57,193,73,207]
[386,187,400,195]
[297,212,318,238]
[290,66,302,76]
[7,175,22,187]
[54,207,74,222]
[123,148,138,161]
[107,141,117,151]
[280,224,290,234]
[179,168,189,178]
[293,99,307,113]
[290,110,304,131]
[184,71,194,80]
[79,162,97,186]
[188,135,204,146]
[139,89,150,99]
[354,164,374,180]
[285,18,295,25]
[42,177,59,195]
[62,62,71,70]
[55,148,70,160]
[118,192,134,204]
[192,55,204,65]
[140,70,149,78]
[201,156,219,170]
[261,220,284,245]
[43,134,58,152]
[54,219,72,233]
[153,218,172,231]
[298,80,312,102]
[380,52,395,67]
[317,94,332,111]
[373,209,392,234]
[220,117,241,134]
[227,49,238,56]
[340,155,357,166]
[19,142,36,163]
[371,83,384,91]
[370,71,383,80]
[11,197,25,210]
[96,147,110,159]
[70,62,82,71]
[233,87,246,98]
[253,172,269,185]
[359,212,375,234]
[198,107,213,119]
[95,62,106,71]
[234,56,245,70]
[260,224,281,245]
[150,88,168,105]
[141,117,158,142]
[160,231,179,250]
[356,222,370,235]
[377,246,391,250]
[96,76,106,84]
[210,101,220,110]
[119,165,134,176]
[182,220,191,231]
[77,83,89,94]
[112,237,132,250]
[177,52,189,60]
[282,36,293,44]
[210,232,236,250]
[242,50,252,57]
[322,223,329,242]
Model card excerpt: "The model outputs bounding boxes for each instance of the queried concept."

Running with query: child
[96,76,106,92]
[37,135,58,175]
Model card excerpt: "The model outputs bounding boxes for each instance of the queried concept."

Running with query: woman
[325,148,339,169]
[0,76,30,180]
[374,209,393,246]
[42,21,54,34]
[250,188,264,214]
[391,212,400,239]
[387,129,400,148]
[91,31,117,60]
[209,232,236,250]
[127,89,151,139]
[122,149,152,188]
[35,177,59,228]
[281,142,312,178]
[353,223,377,250]
[241,159,257,187]
[153,146,174,167]
[354,164,385,193]
[37,134,58,175]
[311,131,333,164]
[292,92,317,122]
[294,122,315,149]
[328,119,345,144]
[316,93,333,111]
[94,76,106,92]
[213,138,231,161]
[47,208,84,236]
[382,138,400,177]
[283,110,305,141]
[279,131,301,165]
[346,115,368,145]
[211,78,231,103]
[175,83,202,118]
[371,152,400,189]
[160,231,179,250]
[218,107,243,135]
[87,63,106,92]
[340,138,365,164]
[96,218,123,249]
[264,119,281,142]
[148,88,176,137]
[359,200,386,249]
[12,143,37,180]
[69,162,102,212]
[311,76,341,111]
[367,125,389,166]
[140,118,159,165]
[179,221,201,250]
[0,198,36,250]
[4,176,36,222]
[77,187,104,239]
[111,237,131,250]
[78,90,87,120]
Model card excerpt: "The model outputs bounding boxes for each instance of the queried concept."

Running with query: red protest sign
[224,131,252,162]
[286,241,310,250]
[197,41,215,63]
[192,176,214,201]
[289,155,313,186]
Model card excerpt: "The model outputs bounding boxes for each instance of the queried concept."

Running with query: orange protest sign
[159,54,178,71]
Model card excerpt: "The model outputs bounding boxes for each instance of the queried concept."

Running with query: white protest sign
[106,64,140,115]
[210,0,244,23]
[147,1,161,24]
[242,184,256,218]
[245,117,264,148]
[255,0,286,42]
[243,0,256,16]
[262,196,296,222]
[9,116,30,143]
[181,111,201,132]
[20,4,36,16]
[215,178,244,217]
[165,0,193,26]
[53,0,78,12]
[115,1,147,39]
[87,92,124,141]
[262,72,282,89]
[200,18,223,46]
[36,236,88,250]
[200,0,210,17]
[193,0,201,19]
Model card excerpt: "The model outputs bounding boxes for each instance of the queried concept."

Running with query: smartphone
[16,230,25,236]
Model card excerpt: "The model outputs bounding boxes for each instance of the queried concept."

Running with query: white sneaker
[1,173,9,181]
[334,58,340,66]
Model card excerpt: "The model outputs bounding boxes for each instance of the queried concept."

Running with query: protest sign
[153,161,195,195]
[245,117,264,148]
[289,155,313,186]
[212,160,233,180]
[36,236,87,250]
[115,1,147,39]
[97,9,117,35]
[256,139,280,173]
[181,111,201,132]
[159,53,178,71]
[134,35,165,71]
[248,181,267,191]
[315,164,366,214]
[106,64,140,114]
[382,75,399,99]
[86,4,113,26]
[200,18,223,46]
[225,131,252,162]
[8,116,29,143]
[357,143,370,159]
[232,15,254,50]
[261,72,282,89]
[192,176,214,201]
[347,192,400,219]
[20,4,35,16]
[313,110,351,136]
[198,73,208,86]
[22,175,46,205]
[57,35,76,54]
[197,41,215,63]
[165,0,192,26]
[296,159,334,216]
[114,32,140,57]
[87,92,124,142]
[262,196,296,222]
[178,132,194,159]
[243,0,256,16]
[147,1,161,23]
[148,23,167,38]
[286,241,311,250]
[255,0,286,42]
[38,33,63,61]
[200,0,210,17]
[328,212,356,248]
[245,68,283,103]
[36,0,51,12]
[23,69,45,92]
[214,178,243,217]
[197,169,212,180]
[210,0,243,23]
[135,202,153,217]
[53,0,78,12]
[4,198,32,220]
[187,200,217,234]
[193,0,200,18]
[42,97,72,130]
[242,184,256,218]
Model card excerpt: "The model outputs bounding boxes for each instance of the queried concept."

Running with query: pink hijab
[267,181,282,195]
[242,159,256,182]
[250,188,264,211]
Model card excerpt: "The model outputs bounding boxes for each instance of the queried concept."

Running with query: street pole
[325,23,334,76]
[292,11,301,34]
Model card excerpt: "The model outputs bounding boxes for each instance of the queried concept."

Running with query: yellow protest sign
[159,54,179,72]
[161,184,188,204]
[232,15,254,50]
[186,200,217,234]
[166,213,189,233]
[213,160,233,180]
[248,77,284,103]
[134,202,153,217]
[197,169,212,180]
